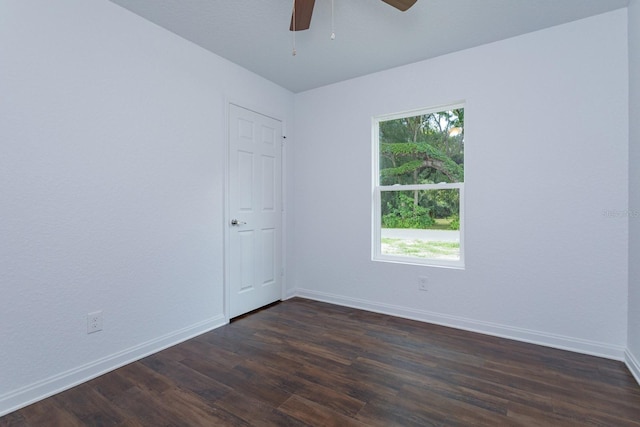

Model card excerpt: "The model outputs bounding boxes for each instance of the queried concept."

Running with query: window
[372,104,465,268]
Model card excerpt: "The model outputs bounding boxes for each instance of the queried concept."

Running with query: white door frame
[223,101,287,322]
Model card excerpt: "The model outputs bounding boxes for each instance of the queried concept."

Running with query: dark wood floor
[2,298,640,426]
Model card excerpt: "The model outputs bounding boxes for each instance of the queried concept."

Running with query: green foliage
[427,189,460,219]
[380,143,463,182]
[449,214,460,230]
[382,193,434,229]
[380,159,424,178]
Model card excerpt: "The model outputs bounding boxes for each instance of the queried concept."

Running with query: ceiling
[108,0,629,93]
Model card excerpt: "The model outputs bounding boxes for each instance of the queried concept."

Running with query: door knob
[231,219,246,226]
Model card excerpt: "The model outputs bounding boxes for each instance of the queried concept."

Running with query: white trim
[380,183,463,191]
[280,124,288,302]
[294,288,627,361]
[282,289,298,300]
[375,101,466,123]
[373,253,465,269]
[625,349,640,386]
[0,315,227,417]
[223,98,232,322]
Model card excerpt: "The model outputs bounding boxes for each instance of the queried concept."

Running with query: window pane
[379,110,464,185]
[380,189,460,261]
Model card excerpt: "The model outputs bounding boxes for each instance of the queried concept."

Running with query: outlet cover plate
[87,310,103,334]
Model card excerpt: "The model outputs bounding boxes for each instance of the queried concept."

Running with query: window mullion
[379,183,462,192]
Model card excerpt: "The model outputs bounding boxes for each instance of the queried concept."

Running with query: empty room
[2,0,640,425]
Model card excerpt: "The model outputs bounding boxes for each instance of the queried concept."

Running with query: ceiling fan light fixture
[330,0,335,40]
[291,0,297,55]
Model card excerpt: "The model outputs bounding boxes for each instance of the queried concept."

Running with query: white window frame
[372,104,465,269]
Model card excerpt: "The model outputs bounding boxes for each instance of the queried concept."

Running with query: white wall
[0,0,293,415]
[628,0,640,382]
[293,10,629,359]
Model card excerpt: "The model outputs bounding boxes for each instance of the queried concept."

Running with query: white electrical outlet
[418,276,428,291]
[87,310,103,334]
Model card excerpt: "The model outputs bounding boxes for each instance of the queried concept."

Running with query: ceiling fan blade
[290,0,315,31]
[381,0,417,12]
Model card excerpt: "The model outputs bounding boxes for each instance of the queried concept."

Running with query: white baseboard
[295,288,627,361]
[0,315,227,418]
[626,349,640,386]
[282,288,297,300]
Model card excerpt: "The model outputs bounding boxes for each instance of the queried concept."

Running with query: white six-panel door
[228,104,282,318]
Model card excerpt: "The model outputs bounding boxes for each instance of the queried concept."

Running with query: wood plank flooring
[2,297,640,426]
